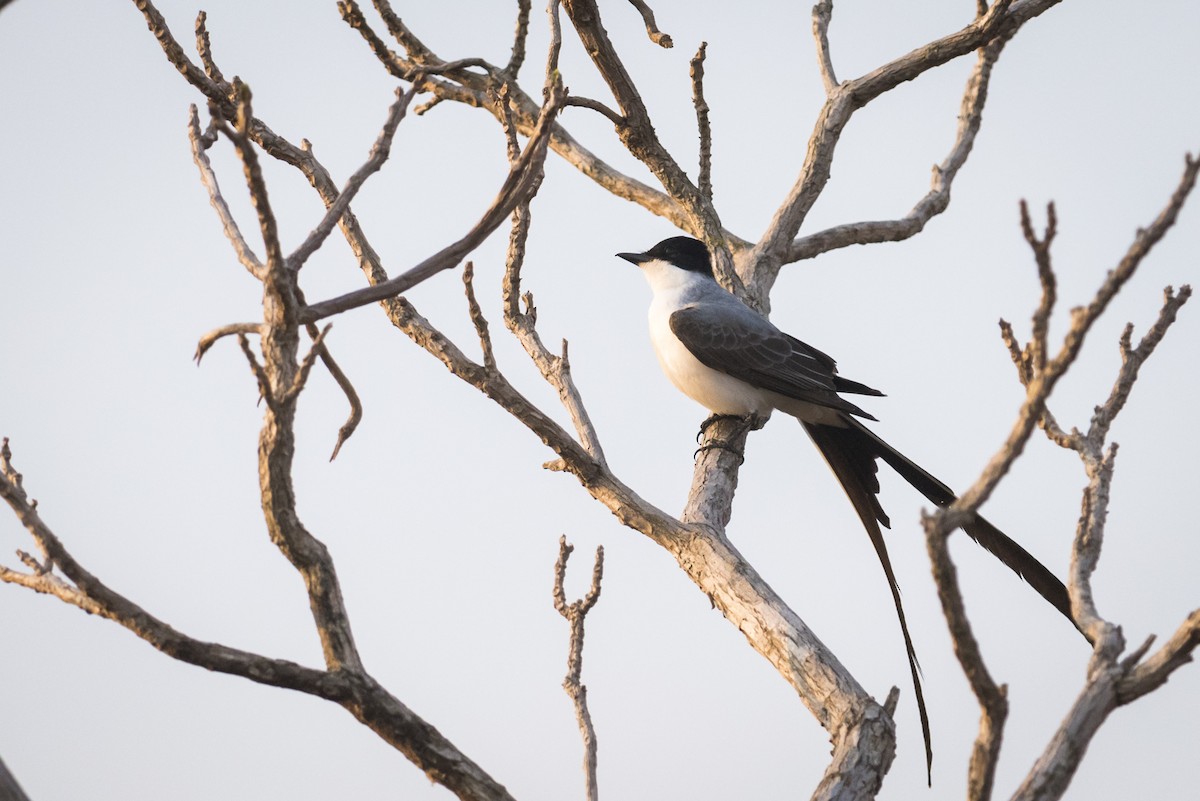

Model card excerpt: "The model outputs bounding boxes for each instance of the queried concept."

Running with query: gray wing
[668,303,882,419]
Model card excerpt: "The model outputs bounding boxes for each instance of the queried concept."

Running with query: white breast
[642,260,771,416]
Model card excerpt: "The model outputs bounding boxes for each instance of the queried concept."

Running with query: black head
[616,236,712,277]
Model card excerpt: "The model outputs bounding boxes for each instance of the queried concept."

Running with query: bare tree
[1,2,1197,799]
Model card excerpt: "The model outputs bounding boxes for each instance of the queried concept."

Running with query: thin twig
[505,0,532,76]
[952,154,1199,520]
[188,105,264,279]
[812,1,838,93]
[759,0,1046,290]
[1090,285,1191,447]
[501,181,607,466]
[462,262,497,372]
[312,326,364,462]
[288,85,419,271]
[1118,610,1200,703]
[553,537,605,801]
[624,0,672,48]
[1019,200,1058,372]
[236,333,275,409]
[924,511,1007,800]
[286,285,364,462]
[690,42,712,202]
[560,0,729,280]
[782,26,1016,268]
[226,81,286,280]
[371,0,434,62]
[563,96,624,126]
[544,0,563,99]
[195,321,263,363]
[300,83,567,323]
[282,324,333,403]
[1068,285,1191,634]
[194,11,226,84]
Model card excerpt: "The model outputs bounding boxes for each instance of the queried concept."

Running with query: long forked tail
[844,418,1076,625]
[802,422,933,785]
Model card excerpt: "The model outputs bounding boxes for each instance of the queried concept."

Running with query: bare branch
[188,105,263,279]
[300,83,566,323]
[462,262,497,373]
[563,95,624,126]
[0,440,519,801]
[223,82,285,281]
[812,1,838,93]
[236,333,275,409]
[281,324,333,403]
[560,0,730,270]
[998,318,1077,449]
[690,42,713,202]
[1089,284,1192,446]
[756,0,1060,290]
[194,321,262,364]
[313,331,363,462]
[413,95,445,116]
[194,11,225,84]
[1068,285,1191,633]
[287,85,418,271]
[924,512,1007,801]
[624,0,672,48]
[918,153,1198,798]
[285,284,364,462]
[553,537,605,801]
[134,0,225,98]
[505,0,532,76]
[1119,610,1200,702]
[544,0,563,95]
[781,24,1015,267]
[951,154,1198,519]
[1019,200,1058,372]
[0,438,340,697]
[501,175,608,465]
[370,0,435,62]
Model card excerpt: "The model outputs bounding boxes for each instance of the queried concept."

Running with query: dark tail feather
[802,422,934,785]
[847,419,1076,628]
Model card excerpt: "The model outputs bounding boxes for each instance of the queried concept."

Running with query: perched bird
[617,236,1075,779]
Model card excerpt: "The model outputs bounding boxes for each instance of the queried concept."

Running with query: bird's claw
[694,440,746,465]
[696,413,749,443]
[694,413,758,465]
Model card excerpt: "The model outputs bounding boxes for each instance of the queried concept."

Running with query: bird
[616,235,1076,781]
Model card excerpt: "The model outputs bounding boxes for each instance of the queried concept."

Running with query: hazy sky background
[1,1,1197,799]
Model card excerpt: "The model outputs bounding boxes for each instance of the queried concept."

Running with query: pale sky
[1,2,1197,799]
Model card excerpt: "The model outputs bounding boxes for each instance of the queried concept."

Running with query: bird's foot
[694,439,745,465]
[696,413,748,443]
[694,413,761,465]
